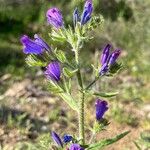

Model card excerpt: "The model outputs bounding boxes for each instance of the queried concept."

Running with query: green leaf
[50,29,66,42]
[93,91,119,98]
[87,131,130,150]
[55,50,66,63]
[48,81,63,94]
[59,93,78,112]
[25,55,46,67]
[133,141,142,150]
[63,67,78,78]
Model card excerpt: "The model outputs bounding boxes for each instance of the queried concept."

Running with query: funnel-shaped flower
[81,0,93,25]
[45,61,61,82]
[99,44,121,76]
[20,34,50,54]
[69,144,84,150]
[101,44,111,65]
[108,50,121,66]
[95,99,108,121]
[73,8,80,27]
[51,131,63,147]
[46,8,63,29]
[34,34,50,51]
[63,134,73,143]
[99,63,109,76]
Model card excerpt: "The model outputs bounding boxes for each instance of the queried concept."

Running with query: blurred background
[0,0,150,149]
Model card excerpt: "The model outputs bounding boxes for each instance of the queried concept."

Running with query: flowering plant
[20,0,130,149]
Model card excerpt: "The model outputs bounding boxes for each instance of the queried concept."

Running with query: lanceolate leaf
[93,91,119,98]
[59,93,78,112]
[87,131,130,150]
[63,68,78,78]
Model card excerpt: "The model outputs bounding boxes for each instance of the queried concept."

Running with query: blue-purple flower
[63,134,73,143]
[101,44,111,65]
[44,61,61,82]
[95,99,108,121]
[73,8,80,27]
[20,34,50,54]
[69,144,84,150]
[81,0,93,25]
[108,49,121,66]
[46,8,63,29]
[51,131,63,147]
[99,44,121,75]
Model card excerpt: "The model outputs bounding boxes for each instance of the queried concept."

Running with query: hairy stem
[75,48,85,144]
[79,91,85,144]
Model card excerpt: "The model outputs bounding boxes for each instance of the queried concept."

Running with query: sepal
[108,62,123,75]
[50,29,66,42]
[93,119,109,134]
[25,55,47,67]
[55,50,67,63]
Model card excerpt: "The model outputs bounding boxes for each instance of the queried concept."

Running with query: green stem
[75,48,85,145]
[79,91,85,144]
[85,77,99,90]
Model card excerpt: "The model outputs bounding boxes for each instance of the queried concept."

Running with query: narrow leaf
[59,93,78,112]
[93,92,118,98]
[87,131,130,150]
[63,68,78,78]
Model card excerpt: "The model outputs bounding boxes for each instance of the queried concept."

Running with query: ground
[0,71,149,150]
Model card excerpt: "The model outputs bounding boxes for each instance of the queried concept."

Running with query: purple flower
[51,131,63,147]
[69,144,84,150]
[20,34,50,54]
[108,49,121,66]
[44,61,61,82]
[34,34,50,51]
[46,8,63,29]
[73,8,80,27]
[63,134,73,143]
[101,44,111,65]
[99,63,109,76]
[99,44,121,75]
[95,99,108,121]
[81,0,93,25]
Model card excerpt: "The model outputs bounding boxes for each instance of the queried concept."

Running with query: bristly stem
[79,90,85,144]
[75,47,85,145]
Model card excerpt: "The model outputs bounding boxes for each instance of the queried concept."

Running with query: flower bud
[73,7,80,27]
[101,44,111,65]
[45,61,61,82]
[95,99,108,121]
[46,8,63,29]
[81,0,93,25]
[108,50,121,66]
[63,134,73,143]
[69,144,84,150]
[51,131,63,147]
